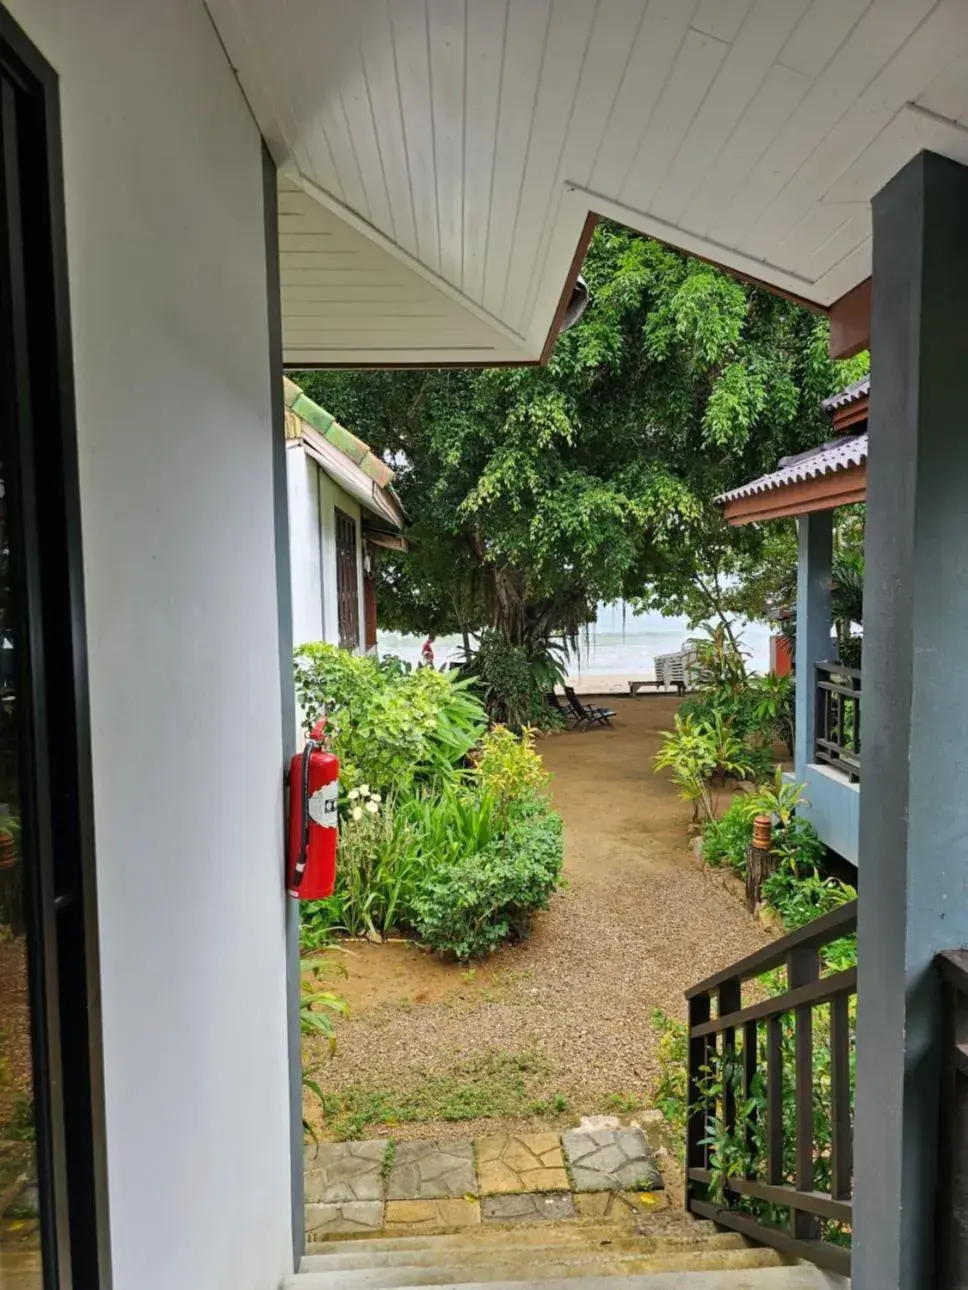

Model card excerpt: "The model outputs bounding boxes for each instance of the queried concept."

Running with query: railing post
[718,980,741,1176]
[788,946,820,1242]
[686,991,712,1208]
[830,992,852,1201]
[814,664,826,766]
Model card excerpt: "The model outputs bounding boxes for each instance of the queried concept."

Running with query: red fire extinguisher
[287,718,339,899]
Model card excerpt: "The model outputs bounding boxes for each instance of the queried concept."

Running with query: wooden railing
[815,661,862,782]
[685,901,857,1276]
[937,949,968,1287]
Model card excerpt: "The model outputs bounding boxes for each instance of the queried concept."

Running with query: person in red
[420,634,435,668]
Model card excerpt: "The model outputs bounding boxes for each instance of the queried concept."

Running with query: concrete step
[290,1274,821,1290]
[287,1244,791,1288]
[305,1218,723,1256]
[300,1232,748,1273]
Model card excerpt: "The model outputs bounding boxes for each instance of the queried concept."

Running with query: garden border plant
[294,643,565,960]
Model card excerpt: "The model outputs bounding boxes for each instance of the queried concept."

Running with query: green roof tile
[284,380,397,494]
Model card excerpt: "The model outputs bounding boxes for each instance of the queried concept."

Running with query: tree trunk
[746,815,777,912]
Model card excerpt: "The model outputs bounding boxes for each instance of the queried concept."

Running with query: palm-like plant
[738,766,806,829]
[654,713,755,823]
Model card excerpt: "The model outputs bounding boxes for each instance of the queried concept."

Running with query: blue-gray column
[794,511,832,784]
[853,150,968,1290]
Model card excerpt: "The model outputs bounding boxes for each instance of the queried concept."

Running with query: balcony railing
[685,901,857,1276]
[815,661,862,782]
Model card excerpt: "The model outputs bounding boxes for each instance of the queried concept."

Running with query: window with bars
[335,507,360,651]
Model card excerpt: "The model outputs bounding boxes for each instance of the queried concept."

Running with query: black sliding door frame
[0,8,108,1288]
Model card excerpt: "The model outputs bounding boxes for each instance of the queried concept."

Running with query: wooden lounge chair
[564,686,616,728]
[546,691,582,728]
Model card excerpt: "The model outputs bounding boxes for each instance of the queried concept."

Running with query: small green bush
[294,642,486,792]
[412,806,563,960]
[701,799,752,872]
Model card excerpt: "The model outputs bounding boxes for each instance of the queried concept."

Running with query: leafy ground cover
[295,644,564,960]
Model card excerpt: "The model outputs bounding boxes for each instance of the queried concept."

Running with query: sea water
[377,603,773,689]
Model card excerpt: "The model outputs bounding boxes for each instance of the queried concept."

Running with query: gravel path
[306,697,773,1139]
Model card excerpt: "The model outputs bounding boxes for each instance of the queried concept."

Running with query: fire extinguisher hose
[290,740,315,892]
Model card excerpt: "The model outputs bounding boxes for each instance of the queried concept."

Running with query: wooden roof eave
[722,463,867,526]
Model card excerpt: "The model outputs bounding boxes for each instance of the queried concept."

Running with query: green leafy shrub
[701,799,753,872]
[412,805,564,959]
[474,725,550,811]
[294,642,486,792]
[654,712,755,822]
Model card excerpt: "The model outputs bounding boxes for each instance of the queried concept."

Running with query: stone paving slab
[305,1140,387,1203]
[562,1128,663,1192]
[482,1192,575,1223]
[476,1133,569,1195]
[387,1139,476,1200]
[575,1189,669,1219]
[384,1198,481,1231]
[305,1200,384,1238]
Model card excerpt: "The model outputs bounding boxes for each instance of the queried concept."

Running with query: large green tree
[295,223,866,648]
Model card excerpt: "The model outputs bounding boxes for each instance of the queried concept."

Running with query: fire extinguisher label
[308,781,338,829]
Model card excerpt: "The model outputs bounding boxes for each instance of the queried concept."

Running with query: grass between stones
[314,1050,572,1141]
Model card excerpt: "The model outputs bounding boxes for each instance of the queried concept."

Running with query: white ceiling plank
[916,48,968,121]
[281,301,460,317]
[462,0,507,305]
[691,0,753,42]
[481,0,552,319]
[778,0,872,78]
[290,174,528,343]
[738,100,890,259]
[297,121,347,204]
[799,209,870,279]
[770,200,862,272]
[718,0,938,249]
[568,182,824,297]
[619,28,730,214]
[682,62,811,238]
[588,0,698,196]
[820,0,938,88]
[337,71,396,238]
[813,237,871,304]
[389,0,442,273]
[823,103,968,202]
[649,0,811,226]
[359,7,420,257]
[859,1,968,112]
[284,346,511,362]
[315,98,373,221]
[428,0,467,289]
[500,0,597,328]
[517,0,650,329]
[278,254,370,270]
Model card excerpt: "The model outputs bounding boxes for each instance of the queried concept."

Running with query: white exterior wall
[287,446,324,648]
[288,448,365,651]
[7,4,293,1289]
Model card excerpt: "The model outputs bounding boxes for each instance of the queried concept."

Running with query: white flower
[365,799,379,814]
[348,788,360,801]
[358,784,370,797]
[351,806,364,821]
[372,793,382,803]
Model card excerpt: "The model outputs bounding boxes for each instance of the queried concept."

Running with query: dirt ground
[305,697,772,1141]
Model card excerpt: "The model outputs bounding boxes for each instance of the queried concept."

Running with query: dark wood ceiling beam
[829,278,871,359]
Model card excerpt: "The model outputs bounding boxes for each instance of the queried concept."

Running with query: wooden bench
[628,679,685,696]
